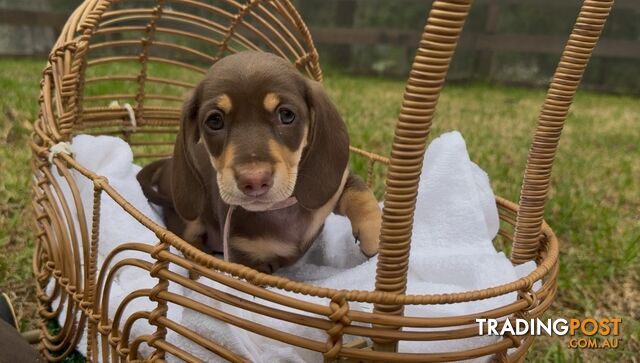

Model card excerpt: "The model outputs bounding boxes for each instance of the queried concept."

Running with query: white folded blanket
[51,132,536,362]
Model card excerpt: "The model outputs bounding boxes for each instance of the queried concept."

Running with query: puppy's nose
[236,166,273,197]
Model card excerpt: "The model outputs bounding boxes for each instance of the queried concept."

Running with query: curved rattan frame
[30,0,612,361]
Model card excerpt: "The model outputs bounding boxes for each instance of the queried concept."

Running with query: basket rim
[44,148,559,307]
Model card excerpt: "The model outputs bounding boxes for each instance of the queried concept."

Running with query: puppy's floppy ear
[295,80,349,209]
[171,87,205,221]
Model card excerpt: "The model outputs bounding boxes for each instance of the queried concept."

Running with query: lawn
[0,58,638,362]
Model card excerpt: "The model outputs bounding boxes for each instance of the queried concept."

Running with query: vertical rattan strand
[366,159,375,189]
[323,292,350,362]
[67,7,96,134]
[511,0,614,264]
[217,0,261,59]
[86,181,104,361]
[275,0,323,81]
[61,0,111,140]
[373,0,472,352]
[134,0,165,128]
[145,238,172,361]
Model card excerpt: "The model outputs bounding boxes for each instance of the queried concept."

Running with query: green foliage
[46,320,86,362]
[0,59,42,288]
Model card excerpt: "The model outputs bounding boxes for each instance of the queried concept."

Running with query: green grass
[47,320,86,363]
[1,58,638,361]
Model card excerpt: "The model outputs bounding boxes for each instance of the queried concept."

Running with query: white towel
[50,132,538,362]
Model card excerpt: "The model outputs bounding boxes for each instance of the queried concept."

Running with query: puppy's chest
[228,203,334,265]
[230,205,320,243]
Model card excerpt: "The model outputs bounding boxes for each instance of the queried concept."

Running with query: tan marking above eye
[217,94,232,113]
[263,93,280,112]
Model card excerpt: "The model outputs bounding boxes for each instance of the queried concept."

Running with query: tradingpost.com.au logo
[475,318,622,349]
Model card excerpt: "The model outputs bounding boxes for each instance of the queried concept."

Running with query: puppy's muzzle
[235,163,274,197]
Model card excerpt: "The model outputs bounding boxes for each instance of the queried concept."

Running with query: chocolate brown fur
[137,51,381,274]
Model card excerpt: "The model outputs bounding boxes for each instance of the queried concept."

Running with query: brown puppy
[137,51,381,274]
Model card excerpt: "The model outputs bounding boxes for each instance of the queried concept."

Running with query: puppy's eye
[205,111,225,130]
[277,107,296,125]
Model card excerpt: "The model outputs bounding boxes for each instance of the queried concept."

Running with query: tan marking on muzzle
[263,93,280,113]
[210,143,236,171]
[217,94,233,114]
[268,125,308,168]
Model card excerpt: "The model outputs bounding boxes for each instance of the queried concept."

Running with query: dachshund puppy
[137,51,381,274]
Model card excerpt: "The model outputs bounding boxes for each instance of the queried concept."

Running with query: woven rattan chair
[30,0,613,361]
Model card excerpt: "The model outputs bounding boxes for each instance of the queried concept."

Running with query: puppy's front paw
[253,261,278,274]
[353,210,382,258]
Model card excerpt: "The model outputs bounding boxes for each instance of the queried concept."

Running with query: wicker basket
[30,0,612,361]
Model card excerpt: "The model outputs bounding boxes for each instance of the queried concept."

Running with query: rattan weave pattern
[30,0,611,361]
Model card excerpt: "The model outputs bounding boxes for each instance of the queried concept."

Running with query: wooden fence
[1,0,639,91]
[0,8,66,30]
[296,0,640,88]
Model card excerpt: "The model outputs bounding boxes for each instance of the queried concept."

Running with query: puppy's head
[172,51,349,219]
